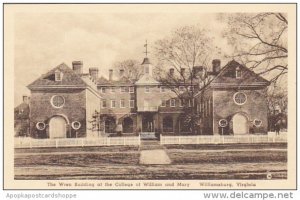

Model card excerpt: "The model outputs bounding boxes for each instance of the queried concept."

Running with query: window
[179,86,185,92]
[233,92,247,105]
[179,99,184,107]
[170,99,176,107]
[120,99,125,108]
[161,99,166,107]
[129,87,134,93]
[51,95,65,108]
[101,87,106,93]
[111,87,115,93]
[55,70,63,81]
[111,100,116,108]
[101,100,107,108]
[120,87,126,93]
[160,86,166,93]
[253,119,262,127]
[188,99,192,107]
[129,100,135,108]
[219,119,228,127]
[236,67,242,78]
[145,86,150,93]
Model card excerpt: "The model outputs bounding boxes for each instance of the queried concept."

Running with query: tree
[113,59,143,80]
[154,26,219,134]
[221,13,288,84]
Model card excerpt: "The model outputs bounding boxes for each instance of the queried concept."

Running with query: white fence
[15,136,141,149]
[160,133,287,145]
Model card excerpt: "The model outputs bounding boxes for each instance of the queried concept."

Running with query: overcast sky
[14,9,231,106]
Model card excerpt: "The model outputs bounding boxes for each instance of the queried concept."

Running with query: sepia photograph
[3,3,297,189]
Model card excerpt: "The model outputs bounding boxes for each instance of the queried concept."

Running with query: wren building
[24,55,269,139]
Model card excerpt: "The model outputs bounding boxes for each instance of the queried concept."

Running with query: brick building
[22,56,270,138]
[27,62,101,138]
[194,60,270,135]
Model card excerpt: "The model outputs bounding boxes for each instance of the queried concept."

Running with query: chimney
[23,95,29,104]
[180,68,186,76]
[212,59,221,73]
[119,69,125,78]
[89,67,99,80]
[109,69,113,81]
[72,61,83,74]
[169,68,175,77]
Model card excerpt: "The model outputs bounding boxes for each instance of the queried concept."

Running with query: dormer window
[236,67,241,78]
[55,70,63,81]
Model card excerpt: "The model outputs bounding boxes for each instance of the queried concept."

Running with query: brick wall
[213,89,268,134]
[29,89,86,138]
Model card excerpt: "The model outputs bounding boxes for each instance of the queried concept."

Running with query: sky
[14,8,231,106]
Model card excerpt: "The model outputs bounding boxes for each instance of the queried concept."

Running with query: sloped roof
[27,63,87,89]
[97,76,134,86]
[135,73,160,85]
[210,60,270,87]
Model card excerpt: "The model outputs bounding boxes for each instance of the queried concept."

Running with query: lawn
[14,143,287,180]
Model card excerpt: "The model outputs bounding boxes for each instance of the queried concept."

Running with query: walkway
[139,140,171,165]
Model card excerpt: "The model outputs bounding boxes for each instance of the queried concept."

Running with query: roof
[194,60,270,96]
[27,63,87,89]
[97,76,134,86]
[135,74,160,85]
[141,57,151,65]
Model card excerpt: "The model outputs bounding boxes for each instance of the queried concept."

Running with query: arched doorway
[123,117,133,133]
[232,113,248,134]
[105,117,116,133]
[49,116,67,138]
[163,116,173,132]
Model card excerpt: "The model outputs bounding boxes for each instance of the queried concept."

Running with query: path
[139,140,171,165]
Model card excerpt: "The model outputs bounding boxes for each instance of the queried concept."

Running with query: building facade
[21,56,270,139]
[195,60,270,135]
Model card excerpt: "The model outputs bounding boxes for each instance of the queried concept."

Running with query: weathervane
[144,40,150,57]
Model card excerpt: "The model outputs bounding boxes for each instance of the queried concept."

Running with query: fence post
[29,138,32,149]
[108,137,110,146]
[179,137,181,145]
[55,139,58,148]
[123,137,126,145]
[160,134,163,145]
[81,138,84,147]
[197,136,199,144]
[222,136,224,144]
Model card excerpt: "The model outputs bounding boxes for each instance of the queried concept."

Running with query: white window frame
[110,87,115,93]
[179,99,184,107]
[55,71,63,81]
[129,87,134,93]
[101,100,107,108]
[145,86,150,93]
[101,87,106,93]
[233,92,247,105]
[120,99,125,108]
[170,99,176,107]
[111,100,116,108]
[120,87,126,93]
[51,95,65,108]
[129,100,135,108]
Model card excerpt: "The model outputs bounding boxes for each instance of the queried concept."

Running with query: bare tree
[221,13,288,84]
[113,59,143,80]
[154,26,219,134]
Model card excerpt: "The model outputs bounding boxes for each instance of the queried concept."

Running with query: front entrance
[142,113,154,132]
[49,116,67,139]
[232,113,248,134]
[123,117,134,133]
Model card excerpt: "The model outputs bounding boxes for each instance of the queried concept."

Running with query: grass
[14,143,287,180]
